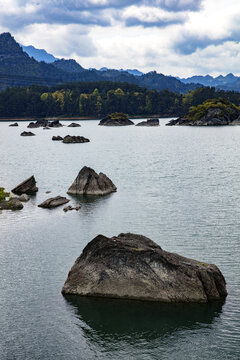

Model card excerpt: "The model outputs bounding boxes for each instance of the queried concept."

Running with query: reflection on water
[64,295,224,342]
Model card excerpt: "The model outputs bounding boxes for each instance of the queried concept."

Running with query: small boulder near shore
[12,176,38,195]
[62,135,89,143]
[0,198,23,210]
[38,196,70,208]
[136,118,159,126]
[9,122,18,127]
[67,166,117,196]
[62,233,228,303]
[99,112,134,126]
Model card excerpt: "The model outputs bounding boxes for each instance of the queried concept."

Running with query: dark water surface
[0,119,239,359]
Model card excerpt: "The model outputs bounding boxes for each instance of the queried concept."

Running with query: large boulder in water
[12,176,38,195]
[99,113,134,126]
[62,233,227,303]
[38,195,70,208]
[67,166,117,196]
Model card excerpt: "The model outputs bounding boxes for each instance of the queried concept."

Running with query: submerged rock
[62,135,89,143]
[52,136,63,141]
[99,113,134,126]
[0,198,23,210]
[12,176,38,195]
[68,122,81,127]
[38,196,70,208]
[20,131,35,136]
[18,193,30,202]
[63,204,81,212]
[67,166,117,196]
[136,118,159,126]
[62,233,228,303]
[9,122,18,127]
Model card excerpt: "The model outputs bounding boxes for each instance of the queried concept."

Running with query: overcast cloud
[0,0,239,76]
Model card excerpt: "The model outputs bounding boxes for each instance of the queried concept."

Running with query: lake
[0,119,239,359]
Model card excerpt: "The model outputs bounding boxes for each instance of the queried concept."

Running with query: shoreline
[0,115,176,122]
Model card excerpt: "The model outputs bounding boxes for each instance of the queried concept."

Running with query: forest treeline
[1,81,240,118]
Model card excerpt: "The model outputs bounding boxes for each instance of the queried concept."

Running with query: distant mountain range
[179,73,240,91]
[1,32,240,94]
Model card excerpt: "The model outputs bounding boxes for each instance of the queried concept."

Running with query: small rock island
[62,233,227,303]
[67,166,117,196]
[99,112,134,126]
[166,99,240,126]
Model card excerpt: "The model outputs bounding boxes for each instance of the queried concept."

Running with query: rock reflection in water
[63,295,224,342]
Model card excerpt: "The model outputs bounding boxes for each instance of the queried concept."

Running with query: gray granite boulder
[67,166,117,196]
[62,233,227,303]
[38,196,70,208]
[12,176,38,195]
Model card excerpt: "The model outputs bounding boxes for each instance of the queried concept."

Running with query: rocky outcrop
[62,135,90,143]
[9,122,18,127]
[68,122,81,127]
[67,166,117,196]
[27,119,63,128]
[166,100,240,126]
[62,233,228,303]
[12,176,38,195]
[0,198,23,210]
[52,136,63,141]
[38,195,70,208]
[21,131,35,136]
[136,118,159,126]
[99,113,134,126]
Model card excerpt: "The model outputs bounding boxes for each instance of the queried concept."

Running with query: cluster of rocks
[166,105,240,126]
[28,119,63,128]
[136,118,159,126]
[0,177,36,210]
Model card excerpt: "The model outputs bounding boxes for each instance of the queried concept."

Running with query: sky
[0,0,240,77]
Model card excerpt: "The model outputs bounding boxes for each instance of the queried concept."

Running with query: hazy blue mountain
[180,73,238,88]
[21,45,58,63]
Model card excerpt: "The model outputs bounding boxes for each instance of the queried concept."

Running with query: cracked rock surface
[62,233,227,303]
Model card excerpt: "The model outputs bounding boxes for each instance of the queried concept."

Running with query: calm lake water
[0,119,239,360]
